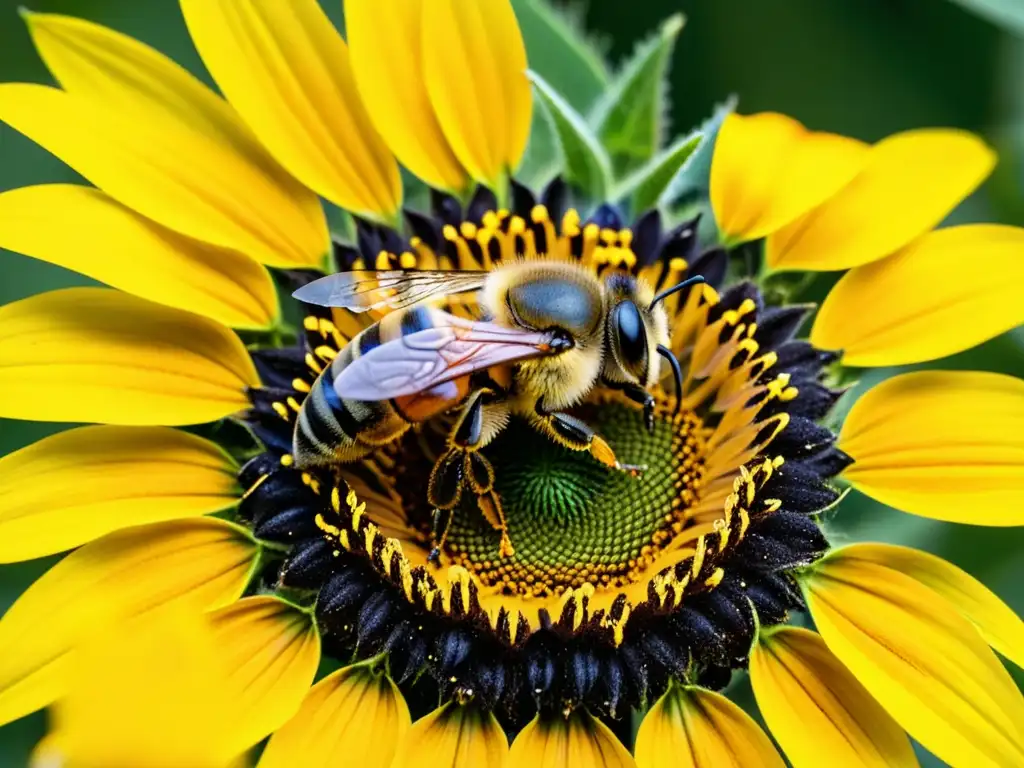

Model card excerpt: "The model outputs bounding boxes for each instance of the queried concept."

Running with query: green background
[0,0,1022,765]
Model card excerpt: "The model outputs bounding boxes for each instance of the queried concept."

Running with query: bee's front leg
[532,397,647,477]
[602,380,656,435]
[427,390,513,564]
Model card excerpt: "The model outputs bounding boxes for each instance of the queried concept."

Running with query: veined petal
[750,627,917,768]
[831,544,1024,670]
[346,0,468,192]
[710,112,868,244]
[508,709,634,768]
[208,596,320,749]
[0,425,239,563]
[422,0,533,187]
[0,184,279,329]
[635,685,784,768]
[812,224,1024,366]
[43,607,246,768]
[839,371,1024,525]
[767,129,995,271]
[12,13,329,268]
[0,287,259,425]
[391,703,508,768]
[804,550,1024,767]
[0,517,257,728]
[180,0,402,220]
[260,664,410,768]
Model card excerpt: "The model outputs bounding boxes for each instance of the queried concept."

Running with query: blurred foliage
[0,0,1022,765]
[948,0,1024,35]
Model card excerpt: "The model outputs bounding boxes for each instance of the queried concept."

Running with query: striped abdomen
[293,306,464,468]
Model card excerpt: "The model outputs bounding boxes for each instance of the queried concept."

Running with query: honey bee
[292,262,704,563]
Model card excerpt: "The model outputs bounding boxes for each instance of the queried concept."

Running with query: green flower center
[398,395,709,597]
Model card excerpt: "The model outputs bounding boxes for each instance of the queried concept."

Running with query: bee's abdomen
[293,337,406,467]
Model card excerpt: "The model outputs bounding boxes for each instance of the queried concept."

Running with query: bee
[292,262,704,563]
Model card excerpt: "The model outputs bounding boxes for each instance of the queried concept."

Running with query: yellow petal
[805,549,1024,767]
[812,224,1024,366]
[12,13,328,268]
[710,112,868,244]
[829,543,1024,671]
[179,0,401,220]
[260,663,410,768]
[767,129,996,271]
[0,184,279,330]
[346,0,468,192]
[0,287,259,425]
[392,703,508,768]
[508,709,634,768]
[208,596,320,748]
[0,517,257,728]
[750,627,917,768]
[635,685,784,768]
[0,425,239,563]
[422,0,533,187]
[839,371,1024,525]
[45,606,246,768]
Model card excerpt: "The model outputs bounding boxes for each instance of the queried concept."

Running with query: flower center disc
[397,394,709,597]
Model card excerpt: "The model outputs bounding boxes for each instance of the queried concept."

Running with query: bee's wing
[333,314,562,401]
[292,270,489,312]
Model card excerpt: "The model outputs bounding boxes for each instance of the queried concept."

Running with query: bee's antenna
[656,344,684,416]
[648,275,706,310]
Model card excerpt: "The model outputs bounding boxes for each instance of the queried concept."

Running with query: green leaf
[659,96,736,211]
[323,201,355,245]
[510,0,610,112]
[528,71,612,202]
[511,0,611,186]
[947,0,1024,35]
[516,114,560,189]
[614,132,702,213]
[589,14,685,176]
[656,97,735,243]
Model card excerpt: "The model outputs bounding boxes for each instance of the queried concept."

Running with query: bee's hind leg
[427,390,513,564]
[533,398,647,477]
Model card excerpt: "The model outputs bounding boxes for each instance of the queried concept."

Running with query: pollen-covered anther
[387,206,650,273]
[637,455,781,616]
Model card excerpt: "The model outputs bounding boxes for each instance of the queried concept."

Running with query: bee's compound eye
[612,301,648,376]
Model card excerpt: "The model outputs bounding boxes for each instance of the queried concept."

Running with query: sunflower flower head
[0,2,1022,767]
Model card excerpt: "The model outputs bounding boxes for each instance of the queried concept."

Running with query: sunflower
[0,2,1022,767]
